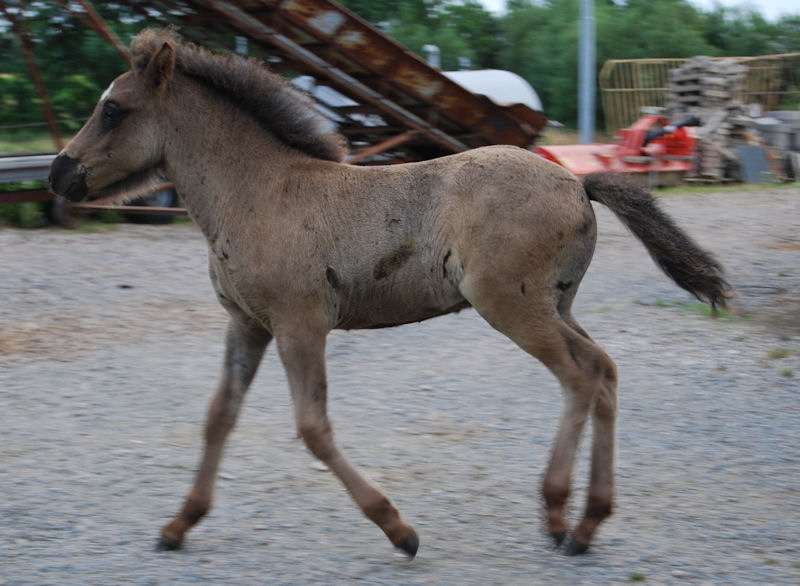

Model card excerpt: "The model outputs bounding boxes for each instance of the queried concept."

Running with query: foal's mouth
[48,153,88,202]
[87,166,169,206]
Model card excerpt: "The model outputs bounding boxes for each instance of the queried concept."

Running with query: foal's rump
[439,146,732,322]
[444,146,598,307]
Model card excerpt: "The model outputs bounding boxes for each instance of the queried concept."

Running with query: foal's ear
[145,42,175,91]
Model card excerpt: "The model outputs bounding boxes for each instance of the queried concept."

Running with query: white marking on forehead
[100,81,115,102]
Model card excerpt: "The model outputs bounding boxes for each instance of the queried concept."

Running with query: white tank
[443,69,543,112]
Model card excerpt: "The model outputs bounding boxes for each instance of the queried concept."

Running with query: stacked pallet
[667,56,754,180]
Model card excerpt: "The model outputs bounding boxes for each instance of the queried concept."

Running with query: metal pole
[578,0,595,144]
[74,0,131,63]
[0,2,65,149]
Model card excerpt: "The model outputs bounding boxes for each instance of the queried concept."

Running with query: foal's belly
[335,296,472,330]
[332,268,470,330]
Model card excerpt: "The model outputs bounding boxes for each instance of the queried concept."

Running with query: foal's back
[269,145,596,331]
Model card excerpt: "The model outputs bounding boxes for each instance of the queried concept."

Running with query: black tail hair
[583,173,733,309]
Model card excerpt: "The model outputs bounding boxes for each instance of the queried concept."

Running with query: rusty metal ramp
[83,0,547,163]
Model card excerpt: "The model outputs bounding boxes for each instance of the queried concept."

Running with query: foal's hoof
[396,532,420,559]
[155,536,183,552]
[563,536,589,556]
[550,532,567,548]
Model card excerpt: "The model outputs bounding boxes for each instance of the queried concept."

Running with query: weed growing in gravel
[645,298,744,320]
[767,347,792,360]
[76,219,121,233]
[781,368,795,378]
[659,182,799,197]
[675,301,740,319]
[628,572,646,582]
[778,269,794,277]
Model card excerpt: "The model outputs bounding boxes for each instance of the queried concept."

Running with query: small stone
[310,461,329,472]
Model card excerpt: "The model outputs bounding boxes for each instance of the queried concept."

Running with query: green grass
[628,572,646,582]
[0,133,60,153]
[647,298,743,320]
[767,348,792,360]
[659,181,800,196]
[781,369,795,378]
[74,217,123,233]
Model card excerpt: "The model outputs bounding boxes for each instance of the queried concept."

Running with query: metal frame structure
[2,0,546,165]
[1,0,547,216]
[600,54,800,133]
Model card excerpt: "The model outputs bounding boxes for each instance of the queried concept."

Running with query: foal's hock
[49,29,732,558]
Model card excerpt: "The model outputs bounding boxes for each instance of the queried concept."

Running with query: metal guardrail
[0,154,187,221]
[0,153,56,183]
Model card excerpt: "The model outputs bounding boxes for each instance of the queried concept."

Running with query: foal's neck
[161,78,309,239]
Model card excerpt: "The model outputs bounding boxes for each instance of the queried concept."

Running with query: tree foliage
[1,2,140,139]
[342,0,799,127]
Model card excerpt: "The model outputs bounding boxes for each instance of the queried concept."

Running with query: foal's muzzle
[49,153,88,202]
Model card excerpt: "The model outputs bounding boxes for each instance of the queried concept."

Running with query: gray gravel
[1,187,799,585]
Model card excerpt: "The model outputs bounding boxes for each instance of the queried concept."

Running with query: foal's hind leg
[462,281,617,555]
[545,315,618,555]
[274,319,419,557]
[159,317,272,550]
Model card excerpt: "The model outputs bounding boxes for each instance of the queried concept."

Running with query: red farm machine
[536,114,701,185]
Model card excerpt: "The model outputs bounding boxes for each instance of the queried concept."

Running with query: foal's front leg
[159,317,272,550]
[276,323,419,557]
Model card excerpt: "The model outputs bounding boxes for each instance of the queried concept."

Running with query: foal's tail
[583,173,733,309]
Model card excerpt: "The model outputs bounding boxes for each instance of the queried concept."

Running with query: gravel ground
[1,187,799,585]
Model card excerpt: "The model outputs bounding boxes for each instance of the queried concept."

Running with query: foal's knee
[297,418,336,462]
[592,357,618,419]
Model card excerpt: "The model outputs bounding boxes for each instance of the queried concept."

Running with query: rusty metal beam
[200,0,469,154]
[266,0,544,147]
[0,188,54,205]
[71,203,188,216]
[345,130,416,164]
[1,2,65,149]
[72,0,132,63]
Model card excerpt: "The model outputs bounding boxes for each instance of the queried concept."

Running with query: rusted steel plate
[271,0,545,145]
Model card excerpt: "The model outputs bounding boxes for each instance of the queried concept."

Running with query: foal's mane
[130,29,347,162]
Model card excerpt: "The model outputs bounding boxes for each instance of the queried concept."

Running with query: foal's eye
[101,101,124,130]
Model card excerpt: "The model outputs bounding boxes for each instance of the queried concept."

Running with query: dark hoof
[155,536,182,551]
[564,537,589,556]
[396,532,420,559]
[550,532,567,548]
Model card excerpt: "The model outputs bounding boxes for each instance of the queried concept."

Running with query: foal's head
[49,33,177,203]
[49,29,347,203]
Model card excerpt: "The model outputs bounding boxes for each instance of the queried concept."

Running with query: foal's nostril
[48,153,87,202]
